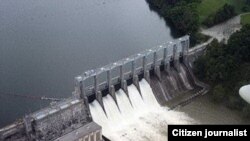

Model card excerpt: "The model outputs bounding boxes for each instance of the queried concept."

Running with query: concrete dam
[0,35,209,141]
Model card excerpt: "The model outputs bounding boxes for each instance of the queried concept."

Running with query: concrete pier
[120,65,124,87]
[109,85,116,104]
[153,51,157,67]
[74,76,82,99]
[122,80,128,95]
[153,51,161,81]
[107,69,112,93]
[173,44,180,72]
[94,75,98,96]
[132,60,136,78]
[143,55,147,79]
[180,37,189,64]
[74,76,92,121]
[133,75,141,94]
[76,35,190,101]
[145,70,151,84]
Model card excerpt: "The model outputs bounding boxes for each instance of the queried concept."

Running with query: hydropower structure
[0,35,209,141]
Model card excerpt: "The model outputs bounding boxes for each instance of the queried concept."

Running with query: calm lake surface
[0,0,173,126]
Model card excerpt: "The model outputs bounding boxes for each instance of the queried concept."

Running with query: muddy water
[179,94,250,124]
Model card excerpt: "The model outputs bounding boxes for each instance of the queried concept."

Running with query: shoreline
[201,14,241,42]
[179,94,250,124]
[201,12,250,43]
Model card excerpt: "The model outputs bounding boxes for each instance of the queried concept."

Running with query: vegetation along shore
[147,0,250,117]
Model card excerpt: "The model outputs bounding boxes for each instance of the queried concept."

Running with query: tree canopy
[194,25,250,117]
[146,0,207,46]
[203,4,236,27]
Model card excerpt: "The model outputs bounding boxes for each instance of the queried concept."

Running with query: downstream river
[0,0,173,126]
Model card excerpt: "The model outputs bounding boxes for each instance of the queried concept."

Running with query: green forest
[194,25,250,117]
[147,0,204,46]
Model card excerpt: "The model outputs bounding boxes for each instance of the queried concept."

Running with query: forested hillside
[194,25,250,117]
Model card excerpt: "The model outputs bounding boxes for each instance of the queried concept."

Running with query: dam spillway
[89,80,160,139]
[73,35,193,103]
[0,35,209,141]
[89,79,196,140]
[73,35,206,140]
[73,35,204,107]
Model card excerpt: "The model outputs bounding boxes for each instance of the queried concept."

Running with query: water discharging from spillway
[89,79,196,141]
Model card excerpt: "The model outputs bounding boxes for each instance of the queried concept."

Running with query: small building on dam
[0,35,209,141]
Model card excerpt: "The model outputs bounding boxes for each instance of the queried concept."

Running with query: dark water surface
[0,0,173,126]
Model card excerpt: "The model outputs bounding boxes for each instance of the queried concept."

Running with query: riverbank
[201,14,242,42]
[201,13,250,42]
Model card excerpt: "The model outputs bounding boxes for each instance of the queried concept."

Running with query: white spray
[89,79,196,141]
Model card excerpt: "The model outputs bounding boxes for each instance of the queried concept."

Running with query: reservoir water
[0,0,173,126]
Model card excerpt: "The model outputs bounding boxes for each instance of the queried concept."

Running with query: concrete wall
[0,98,91,141]
[74,36,190,105]
[0,122,27,141]
[54,122,102,141]
[30,99,89,140]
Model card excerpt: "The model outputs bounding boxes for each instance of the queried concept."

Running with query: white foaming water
[89,100,110,134]
[139,79,160,108]
[89,79,196,141]
[102,95,123,126]
[116,90,135,122]
[127,85,146,113]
